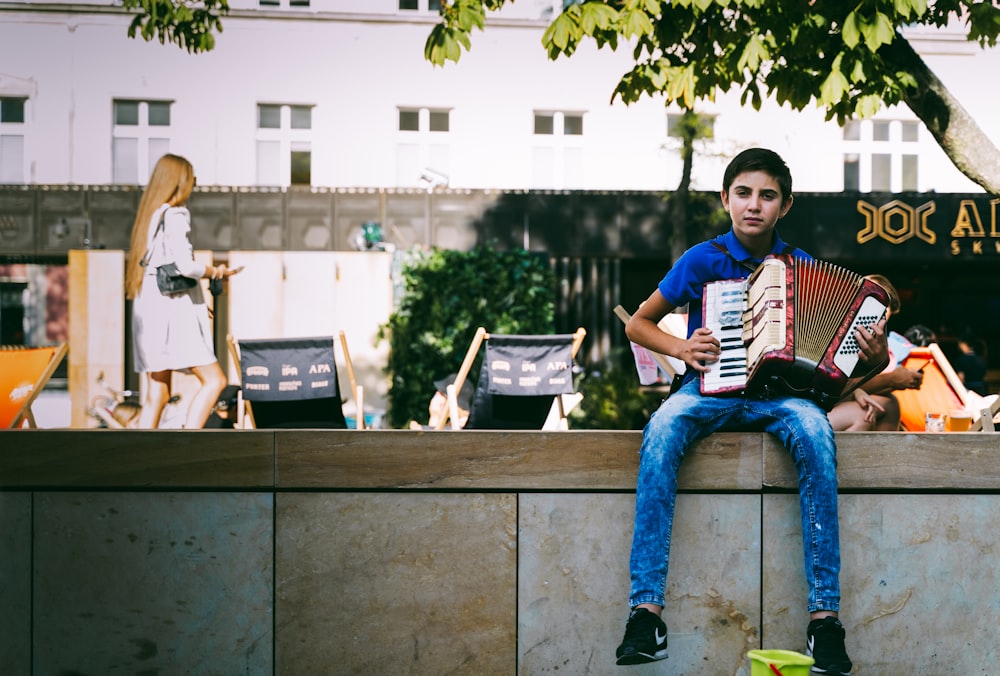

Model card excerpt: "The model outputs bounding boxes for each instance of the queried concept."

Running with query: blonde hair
[125,154,196,299]
[865,273,900,315]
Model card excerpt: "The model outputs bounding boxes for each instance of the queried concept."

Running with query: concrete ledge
[3,429,997,674]
[0,429,275,488]
[767,431,1000,490]
[4,429,996,490]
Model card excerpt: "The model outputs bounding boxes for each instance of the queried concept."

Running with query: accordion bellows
[701,255,891,409]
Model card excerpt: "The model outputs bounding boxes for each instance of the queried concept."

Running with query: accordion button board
[701,255,890,406]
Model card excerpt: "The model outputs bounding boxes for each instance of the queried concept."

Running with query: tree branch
[882,33,1000,194]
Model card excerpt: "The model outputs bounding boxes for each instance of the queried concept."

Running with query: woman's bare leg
[184,362,228,429]
[826,401,874,432]
[137,370,172,429]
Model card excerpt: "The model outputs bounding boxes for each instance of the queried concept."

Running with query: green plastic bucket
[747,649,815,676]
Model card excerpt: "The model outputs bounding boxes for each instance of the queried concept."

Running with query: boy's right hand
[683,327,721,373]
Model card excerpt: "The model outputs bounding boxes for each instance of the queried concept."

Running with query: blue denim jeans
[629,378,841,614]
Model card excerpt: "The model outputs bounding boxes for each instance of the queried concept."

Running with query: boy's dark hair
[722,148,793,203]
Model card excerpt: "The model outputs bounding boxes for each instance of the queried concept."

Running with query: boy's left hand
[854,318,889,366]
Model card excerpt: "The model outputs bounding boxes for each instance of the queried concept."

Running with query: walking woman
[125,153,240,428]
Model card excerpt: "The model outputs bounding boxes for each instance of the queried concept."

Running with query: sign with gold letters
[782,194,1000,261]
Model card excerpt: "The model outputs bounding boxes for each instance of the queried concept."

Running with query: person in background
[827,274,923,432]
[408,373,475,430]
[125,153,242,429]
[904,324,936,348]
[954,332,988,396]
[618,148,887,675]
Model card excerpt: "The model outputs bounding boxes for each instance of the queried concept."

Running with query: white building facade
[1,0,997,194]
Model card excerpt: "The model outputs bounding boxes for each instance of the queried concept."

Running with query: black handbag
[141,210,198,295]
[155,262,197,294]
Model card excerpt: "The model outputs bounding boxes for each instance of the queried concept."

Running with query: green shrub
[569,348,666,430]
[379,245,557,428]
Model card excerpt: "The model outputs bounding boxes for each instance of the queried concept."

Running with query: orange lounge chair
[896,344,997,431]
[1,343,69,429]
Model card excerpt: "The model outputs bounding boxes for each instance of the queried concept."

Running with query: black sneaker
[806,616,853,674]
[615,607,668,665]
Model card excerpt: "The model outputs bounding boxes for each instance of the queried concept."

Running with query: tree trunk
[883,34,1000,194]
[667,125,696,263]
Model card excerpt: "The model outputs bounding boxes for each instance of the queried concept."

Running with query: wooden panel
[0,430,274,488]
[764,431,1000,490]
[68,250,125,429]
[273,430,762,491]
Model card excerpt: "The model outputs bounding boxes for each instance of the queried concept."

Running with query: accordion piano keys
[700,255,890,408]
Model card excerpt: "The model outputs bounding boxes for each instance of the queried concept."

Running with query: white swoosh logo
[655,627,667,645]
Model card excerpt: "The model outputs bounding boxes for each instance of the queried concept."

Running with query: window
[563,114,583,136]
[259,0,309,8]
[112,99,172,184]
[2,97,26,124]
[840,118,921,192]
[396,107,451,186]
[533,111,584,137]
[843,153,860,191]
[398,108,450,133]
[399,110,419,132]
[399,0,440,10]
[532,110,586,188]
[256,103,313,187]
[901,154,918,191]
[871,153,892,191]
[428,110,449,132]
[842,120,861,141]
[0,97,26,183]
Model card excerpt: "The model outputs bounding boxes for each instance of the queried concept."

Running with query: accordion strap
[711,240,794,273]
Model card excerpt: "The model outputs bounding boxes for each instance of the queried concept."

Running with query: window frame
[111,98,174,185]
[255,102,315,187]
[841,117,921,193]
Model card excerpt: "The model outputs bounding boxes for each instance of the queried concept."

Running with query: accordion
[700,255,891,409]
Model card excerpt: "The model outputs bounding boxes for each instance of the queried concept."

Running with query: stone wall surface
[1,430,997,675]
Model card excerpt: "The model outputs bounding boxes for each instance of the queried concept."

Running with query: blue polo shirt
[657,229,812,338]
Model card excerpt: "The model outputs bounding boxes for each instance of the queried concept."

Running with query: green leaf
[543,12,580,51]
[456,2,486,32]
[445,32,462,61]
[648,60,668,89]
[860,11,895,51]
[424,24,449,64]
[854,94,883,118]
[819,67,849,105]
[621,8,655,38]
[580,1,618,34]
[894,0,928,20]
[842,11,860,48]
[737,33,768,71]
[850,58,867,83]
